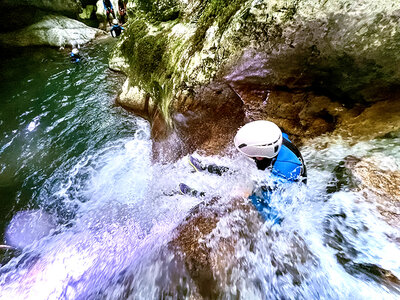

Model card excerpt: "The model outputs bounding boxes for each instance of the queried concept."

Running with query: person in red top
[118,0,127,24]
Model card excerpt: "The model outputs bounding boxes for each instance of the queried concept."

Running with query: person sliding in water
[110,19,124,37]
[70,48,81,63]
[103,0,116,26]
[179,120,307,224]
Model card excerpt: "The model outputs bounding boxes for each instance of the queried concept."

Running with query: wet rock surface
[329,155,400,226]
[152,81,246,162]
[0,15,104,48]
[169,195,318,298]
[324,155,400,289]
[0,0,82,32]
[323,211,400,291]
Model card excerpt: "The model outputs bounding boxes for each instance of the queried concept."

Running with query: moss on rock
[112,0,400,146]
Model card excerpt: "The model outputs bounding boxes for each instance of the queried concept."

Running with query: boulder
[334,99,400,141]
[0,15,104,47]
[0,0,83,32]
[117,79,156,119]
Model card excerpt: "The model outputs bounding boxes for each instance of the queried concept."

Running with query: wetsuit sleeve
[281,137,307,183]
[271,135,307,183]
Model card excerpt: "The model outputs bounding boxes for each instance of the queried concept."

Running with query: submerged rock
[169,194,318,298]
[329,155,400,227]
[5,210,56,249]
[0,15,104,48]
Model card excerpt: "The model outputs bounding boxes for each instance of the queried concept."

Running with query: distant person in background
[103,0,116,26]
[118,0,127,24]
[70,48,81,63]
[110,19,124,37]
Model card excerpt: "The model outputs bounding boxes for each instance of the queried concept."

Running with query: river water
[0,38,400,299]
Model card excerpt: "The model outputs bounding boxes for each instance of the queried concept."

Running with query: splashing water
[1,39,400,299]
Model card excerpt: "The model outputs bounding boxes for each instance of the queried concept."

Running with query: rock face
[111,0,400,156]
[0,0,83,32]
[0,15,104,48]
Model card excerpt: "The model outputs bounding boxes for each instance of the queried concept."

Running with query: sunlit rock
[96,0,119,25]
[0,15,104,47]
[117,79,156,119]
[0,0,83,32]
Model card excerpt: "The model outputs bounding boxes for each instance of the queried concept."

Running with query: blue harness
[249,133,306,224]
[70,53,80,63]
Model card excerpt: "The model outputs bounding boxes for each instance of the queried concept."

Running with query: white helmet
[112,19,118,25]
[234,120,282,158]
[72,48,79,55]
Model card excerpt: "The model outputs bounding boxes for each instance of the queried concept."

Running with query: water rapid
[0,39,400,299]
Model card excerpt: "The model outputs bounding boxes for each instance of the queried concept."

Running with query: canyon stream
[0,38,400,299]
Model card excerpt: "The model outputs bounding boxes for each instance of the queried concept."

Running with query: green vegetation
[120,19,169,106]
[135,0,181,22]
[189,0,247,56]
[117,0,188,119]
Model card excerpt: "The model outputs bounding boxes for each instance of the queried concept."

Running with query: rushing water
[1,38,400,299]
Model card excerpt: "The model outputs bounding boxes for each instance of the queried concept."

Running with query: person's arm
[103,1,107,10]
[281,137,307,183]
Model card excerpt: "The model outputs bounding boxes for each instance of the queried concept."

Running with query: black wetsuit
[70,53,81,63]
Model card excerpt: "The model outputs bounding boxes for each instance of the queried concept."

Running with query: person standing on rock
[180,120,307,223]
[118,0,127,24]
[110,19,124,37]
[103,0,116,26]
